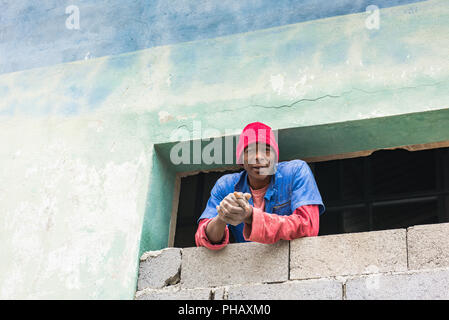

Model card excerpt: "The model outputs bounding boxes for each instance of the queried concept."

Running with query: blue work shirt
[198,159,325,243]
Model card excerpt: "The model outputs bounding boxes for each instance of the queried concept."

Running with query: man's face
[242,142,277,180]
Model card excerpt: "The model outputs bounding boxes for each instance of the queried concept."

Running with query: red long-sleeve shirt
[195,204,319,250]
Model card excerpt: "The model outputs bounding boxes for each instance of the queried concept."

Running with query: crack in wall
[216,80,444,113]
[164,248,182,287]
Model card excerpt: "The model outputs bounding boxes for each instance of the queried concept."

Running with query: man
[195,122,325,249]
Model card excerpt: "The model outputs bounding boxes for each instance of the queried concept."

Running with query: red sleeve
[195,218,230,250]
[242,204,319,244]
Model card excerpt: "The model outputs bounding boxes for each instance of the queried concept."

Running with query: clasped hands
[216,192,253,226]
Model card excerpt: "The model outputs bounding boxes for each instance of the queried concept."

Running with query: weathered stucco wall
[136,222,449,300]
[0,116,151,298]
[0,0,448,299]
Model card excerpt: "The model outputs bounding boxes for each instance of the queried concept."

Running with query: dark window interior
[174,147,449,248]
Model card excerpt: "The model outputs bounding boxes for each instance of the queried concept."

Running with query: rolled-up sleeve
[195,218,230,250]
[243,204,319,244]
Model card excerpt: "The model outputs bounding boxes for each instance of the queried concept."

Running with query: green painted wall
[0,0,448,299]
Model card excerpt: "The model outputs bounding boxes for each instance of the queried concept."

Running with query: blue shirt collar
[234,164,281,202]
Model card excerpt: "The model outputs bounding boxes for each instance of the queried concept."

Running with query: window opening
[174,146,449,247]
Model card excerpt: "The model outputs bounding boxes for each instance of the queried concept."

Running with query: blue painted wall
[0,0,426,74]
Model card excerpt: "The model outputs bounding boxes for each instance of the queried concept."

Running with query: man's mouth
[252,164,270,172]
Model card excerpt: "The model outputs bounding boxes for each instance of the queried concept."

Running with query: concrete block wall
[135,222,449,300]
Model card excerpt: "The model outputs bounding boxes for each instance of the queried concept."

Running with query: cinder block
[407,222,449,270]
[135,285,212,300]
[290,229,407,280]
[226,279,343,300]
[345,267,449,300]
[137,248,182,290]
[181,241,289,289]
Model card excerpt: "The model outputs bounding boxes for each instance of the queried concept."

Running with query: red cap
[236,122,279,164]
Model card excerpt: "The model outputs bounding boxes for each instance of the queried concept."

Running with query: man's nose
[255,148,266,163]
